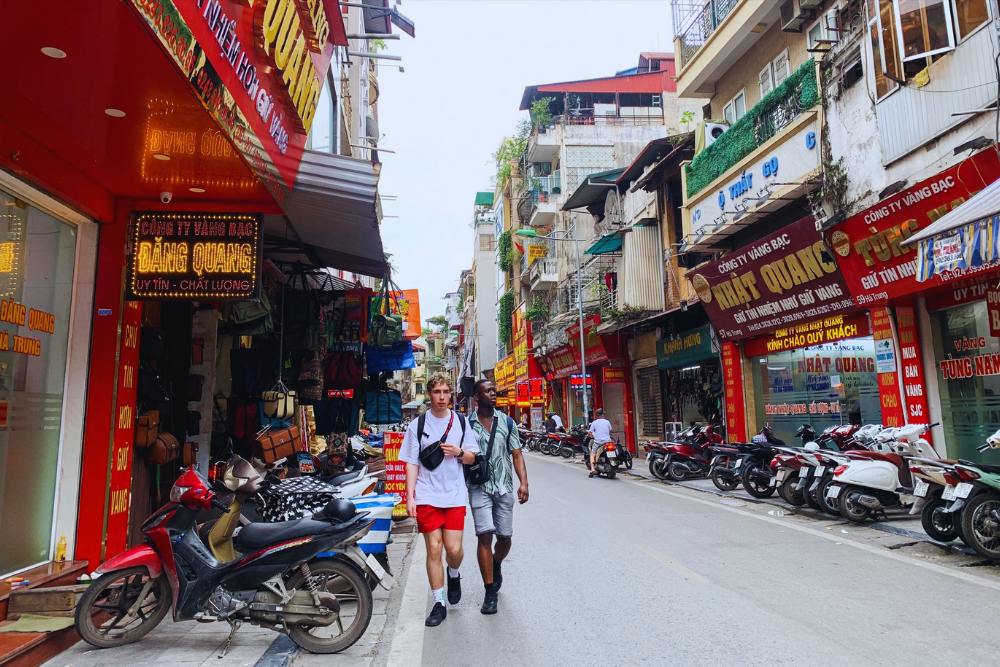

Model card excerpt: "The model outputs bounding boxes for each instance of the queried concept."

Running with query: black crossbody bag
[417,411,464,471]
[465,413,513,485]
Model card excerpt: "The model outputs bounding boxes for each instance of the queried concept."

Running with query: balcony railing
[529,171,562,204]
[530,258,558,287]
[685,59,818,199]
[673,0,741,67]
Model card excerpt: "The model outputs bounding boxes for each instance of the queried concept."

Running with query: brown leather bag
[181,441,199,467]
[135,410,160,448]
[147,432,180,465]
[255,425,301,464]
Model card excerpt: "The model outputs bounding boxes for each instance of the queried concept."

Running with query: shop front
[826,147,1000,462]
[0,0,392,573]
[511,307,545,427]
[689,215,878,443]
[656,324,722,432]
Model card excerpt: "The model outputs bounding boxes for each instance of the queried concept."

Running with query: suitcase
[256,425,301,464]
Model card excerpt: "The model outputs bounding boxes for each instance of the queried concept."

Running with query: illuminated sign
[128,212,262,299]
[602,367,626,383]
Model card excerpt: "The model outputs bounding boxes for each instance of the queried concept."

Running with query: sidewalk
[44,528,417,667]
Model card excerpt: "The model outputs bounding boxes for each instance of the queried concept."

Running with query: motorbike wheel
[648,458,668,481]
[921,494,958,543]
[778,474,806,506]
[960,493,1000,561]
[666,460,688,482]
[560,446,573,459]
[815,478,841,516]
[711,468,739,492]
[75,567,171,649]
[741,464,776,498]
[838,486,873,523]
[286,559,374,654]
[803,478,825,511]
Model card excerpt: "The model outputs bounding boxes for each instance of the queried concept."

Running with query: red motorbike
[661,424,725,482]
[74,467,381,655]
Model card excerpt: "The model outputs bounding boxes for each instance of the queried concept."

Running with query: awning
[475,191,494,207]
[585,232,623,255]
[402,400,423,410]
[904,176,1000,281]
[562,168,624,211]
[264,149,387,278]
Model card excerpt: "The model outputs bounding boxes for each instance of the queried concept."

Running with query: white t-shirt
[589,418,613,444]
[552,414,564,430]
[400,411,479,508]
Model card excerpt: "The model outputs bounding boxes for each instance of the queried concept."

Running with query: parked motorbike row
[520,425,633,479]
[75,445,399,656]
[643,421,1000,564]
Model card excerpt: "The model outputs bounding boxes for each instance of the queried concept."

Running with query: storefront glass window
[931,301,1000,461]
[751,339,882,444]
[0,189,77,575]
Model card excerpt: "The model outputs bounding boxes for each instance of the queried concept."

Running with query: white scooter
[826,422,942,523]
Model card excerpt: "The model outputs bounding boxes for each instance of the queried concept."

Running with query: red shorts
[415,505,466,533]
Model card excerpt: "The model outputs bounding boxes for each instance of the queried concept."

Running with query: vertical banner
[895,306,931,428]
[382,431,408,518]
[721,342,746,441]
[871,307,904,427]
[105,301,143,556]
[989,288,1000,338]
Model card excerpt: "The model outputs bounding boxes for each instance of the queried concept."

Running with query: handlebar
[977,443,992,453]
[211,497,230,513]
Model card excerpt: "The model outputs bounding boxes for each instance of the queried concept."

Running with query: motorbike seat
[959,459,1000,474]
[327,469,364,486]
[860,451,905,468]
[234,516,345,552]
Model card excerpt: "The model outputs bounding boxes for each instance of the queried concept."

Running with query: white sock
[447,566,461,578]
[432,587,446,605]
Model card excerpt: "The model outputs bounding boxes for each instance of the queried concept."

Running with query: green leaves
[498,290,514,344]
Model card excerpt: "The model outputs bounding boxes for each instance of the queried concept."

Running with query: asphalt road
[400,453,1000,667]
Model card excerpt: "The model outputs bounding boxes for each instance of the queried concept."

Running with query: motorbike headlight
[169,484,192,503]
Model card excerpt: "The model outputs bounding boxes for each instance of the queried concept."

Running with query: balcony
[527,171,561,227]
[529,258,558,291]
[672,0,782,97]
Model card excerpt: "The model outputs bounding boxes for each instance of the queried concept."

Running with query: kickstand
[219,619,241,658]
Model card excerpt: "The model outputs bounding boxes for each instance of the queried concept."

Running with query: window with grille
[636,366,663,438]
[479,234,495,251]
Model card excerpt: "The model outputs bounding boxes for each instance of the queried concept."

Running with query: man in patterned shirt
[468,379,529,615]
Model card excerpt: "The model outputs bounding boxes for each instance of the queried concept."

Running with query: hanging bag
[147,432,180,465]
[256,425,302,464]
[366,341,415,374]
[365,388,402,424]
[464,415,495,486]
[135,410,160,448]
[417,411,462,472]
[370,280,403,348]
[262,379,297,419]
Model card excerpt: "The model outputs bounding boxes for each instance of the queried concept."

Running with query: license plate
[827,485,842,499]
[607,451,617,458]
[913,479,929,498]
[733,458,742,469]
[365,553,389,585]
[942,485,957,501]
[768,476,777,487]
[955,482,973,499]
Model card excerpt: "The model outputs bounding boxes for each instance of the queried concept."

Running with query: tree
[426,315,448,331]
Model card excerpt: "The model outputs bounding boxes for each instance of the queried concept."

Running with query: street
[394,453,1000,667]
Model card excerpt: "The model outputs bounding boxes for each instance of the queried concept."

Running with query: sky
[376,0,675,320]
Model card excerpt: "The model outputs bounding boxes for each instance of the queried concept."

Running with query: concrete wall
[476,225,498,373]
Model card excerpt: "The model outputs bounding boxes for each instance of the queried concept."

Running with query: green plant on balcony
[497,230,513,272]
[526,297,550,325]
[529,97,555,131]
[498,290,514,344]
[685,59,819,199]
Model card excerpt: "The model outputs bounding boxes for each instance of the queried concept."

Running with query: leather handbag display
[135,410,160,448]
[181,440,199,467]
[147,432,180,465]
[262,380,296,419]
[256,425,302,464]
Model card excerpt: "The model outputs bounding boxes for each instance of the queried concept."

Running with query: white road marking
[386,536,427,667]
[530,454,1000,593]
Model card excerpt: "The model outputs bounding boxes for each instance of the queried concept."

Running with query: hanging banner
[567,314,610,364]
[689,216,855,340]
[870,307,904,428]
[721,341,746,441]
[742,313,871,357]
[527,243,548,265]
[127,212,262,300]
[827,149,1000,304]
[382,431,407,518]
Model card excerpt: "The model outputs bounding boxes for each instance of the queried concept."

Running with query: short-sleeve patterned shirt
[468,409,522,495]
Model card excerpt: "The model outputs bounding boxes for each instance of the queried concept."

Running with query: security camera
[160,191,173,204]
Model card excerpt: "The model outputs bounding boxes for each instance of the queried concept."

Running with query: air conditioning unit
[780,0,816,32]
[704,122,729,147]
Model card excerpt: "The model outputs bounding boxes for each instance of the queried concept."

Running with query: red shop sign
[871,307,905,428]
[689,216,856,340]
[826,149,1000,305]
[516,381,531,406]
[382,432,407,518]
[896,306,931,426]
[602,367,627,383]
[742,312,871,358]
[567,314,610,365]
[528,378,545,402]
[990,288,1000,338]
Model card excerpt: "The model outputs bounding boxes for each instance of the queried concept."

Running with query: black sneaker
[492,560,503,592]
[480,587,498,615]
[425,602,447,626]
[447,572,462,604]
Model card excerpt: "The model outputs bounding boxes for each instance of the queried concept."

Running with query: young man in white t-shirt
[587,408,613,478]
[400,372,479,627]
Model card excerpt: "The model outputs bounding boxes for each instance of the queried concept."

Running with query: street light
[515,227,590,426]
